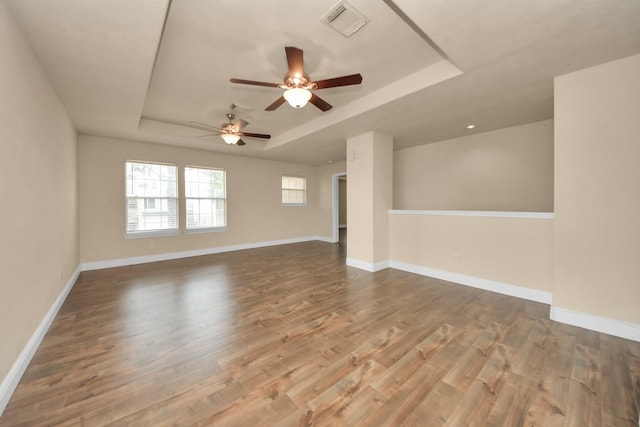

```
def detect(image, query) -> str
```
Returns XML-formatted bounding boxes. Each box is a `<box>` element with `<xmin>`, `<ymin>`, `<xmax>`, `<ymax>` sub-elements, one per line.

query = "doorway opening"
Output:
<box><xmin>332</xmin><ymin>172</ymin><xmax>347</xmax><ymax>245</ymax></box>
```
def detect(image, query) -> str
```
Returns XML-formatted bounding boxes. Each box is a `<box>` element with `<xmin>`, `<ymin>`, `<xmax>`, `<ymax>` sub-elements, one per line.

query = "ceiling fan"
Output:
<box><xmin>230</xmin><ymin>46</ymin><xmax>363</xmax><ymax>112</ymax></box>
<box><xmin>190</xmin><ymin>113</ymin><xmax>270</xmax><ymax>146</ymax></box>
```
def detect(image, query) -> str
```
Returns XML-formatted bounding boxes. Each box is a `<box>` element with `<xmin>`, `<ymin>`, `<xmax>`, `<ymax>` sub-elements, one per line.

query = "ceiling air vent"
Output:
<box><xmin>322</xmin><ymin>1</ymin><xmax>369</xmax><ymax>38</ymax></box>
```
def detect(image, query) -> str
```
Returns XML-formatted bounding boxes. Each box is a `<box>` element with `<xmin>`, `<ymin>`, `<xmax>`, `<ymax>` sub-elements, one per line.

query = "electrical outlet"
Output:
<box><xmin>453</xmin><ymin>254</ymin><xmax>460</xmax><ymax>263</ymax></box>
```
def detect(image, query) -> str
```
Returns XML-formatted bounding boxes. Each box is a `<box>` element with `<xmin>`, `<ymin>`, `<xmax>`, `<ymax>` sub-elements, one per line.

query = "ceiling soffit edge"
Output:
<box><xmin>265</xmin><ymin>60</ymin><xmax>462</xmax><ymax>149</ymax></box>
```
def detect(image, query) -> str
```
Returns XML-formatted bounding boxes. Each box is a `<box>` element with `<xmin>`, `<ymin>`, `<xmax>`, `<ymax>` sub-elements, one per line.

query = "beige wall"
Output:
<box><xmin>347</xmin><ymin>135</ymin><xmax>375</xmax><ymax>263</ymax></box>
<box><xmin>394</xmin><ymin>120</ymin><xmax>554</xmax><ymax>212</ymax></box>
<box><xmin>0</xmin><ymin>2</ymin><xmax>78</xmax><ymax>381</ymax></box>
<box><xmin>372</xmin><ymin>134</ymin><xmax>393</xmax><ymax>263</ymax></box>
<box><xmin>78</xmin><ymin>135</ymin><xmax>324</xmax><ymax>263</ymax></box>
<box><xmin>389</xmin><ymin>214</ymin><xmax>554</xmax><ymax>293</ymax></box>
<box><xmin>346</xmin><ymin>132</ymin><xmax>393</xmax><ymax>266</ymax></box>
<box><xmin>554</xmin><ymin>53</ymin><xmax>640</xmax><ymax>323</ymax></box>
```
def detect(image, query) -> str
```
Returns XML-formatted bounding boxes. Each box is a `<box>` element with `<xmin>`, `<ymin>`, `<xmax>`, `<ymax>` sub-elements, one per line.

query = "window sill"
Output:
<box><xmin>184</xmin><ymin>227</ymin><xmax>228</xmax><ymax>234</ymax></box>
<box><xmin>125</xmin><ymin>230</ymin><xmax>179</xmax><ymax>239</ymax></box>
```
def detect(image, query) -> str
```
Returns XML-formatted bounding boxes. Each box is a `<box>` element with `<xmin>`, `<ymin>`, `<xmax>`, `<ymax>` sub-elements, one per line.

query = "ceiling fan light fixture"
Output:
<box><xmin>284</xmin><ymin>88</ymin><xmax>312</xmax><ymax>108</ymax></box>
<box><xmin>221</xmin><ymin>133</ymin><xmax>240</xmax><ymax>145</ymax></box>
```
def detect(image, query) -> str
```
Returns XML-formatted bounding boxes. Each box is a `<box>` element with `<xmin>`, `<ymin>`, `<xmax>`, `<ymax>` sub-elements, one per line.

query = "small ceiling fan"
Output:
<box><xmin>190</xmin><ymin>113</ymin><xmax>270</xmax><ymax>146</ymax></box>
<box><xmin>230</xmin><ymin>46</ymin><xmax>363</xmax><ymax>112</ymax></box>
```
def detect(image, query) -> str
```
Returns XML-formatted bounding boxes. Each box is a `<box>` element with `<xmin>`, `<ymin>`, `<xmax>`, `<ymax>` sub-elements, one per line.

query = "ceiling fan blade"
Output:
<box><xmin>229</xmin><ymin>78</ymin><xmax>280</xmax><ymax>88</ymax></box>
<box><xmin>196</xmin><ymin>134</ymin><xmax>218</xmax><ymax>139</ymax></box>
<box><xmin>231</xmin><ymin>119</ymin><xmax>249</xmax><ymax>132</ymax></box>
<box><xmin>313</xmin><ymin>73</ymin><xmax>363</xmax><ymax>89</ymax></box>
<box><xmin>189</xmin><ymin>121</ymin><xmax>222</xmax><ymax>131</ymax></box>
<box><xmin>237</xmin><ymin>139</ymin><xmax>246</xmax><ymax>146</ymax></box>
<box><xmin>285</xmin><ymin>46</ymin><xmax>304</xmax><ymax>77</ymax></box>
<box><xmin>265</xmin><ymin>96</ymin><xmax>286</xmax><ymax>111</ymax></box>
<box><xmin>239</xmin><ymin>132</ymin><xmax>271</xmax><ymax>139</ymax></box>
<box><xmin>309</xmin><ymin>93</ymin><xmax>333</xmax><ymax>111</ymax></box>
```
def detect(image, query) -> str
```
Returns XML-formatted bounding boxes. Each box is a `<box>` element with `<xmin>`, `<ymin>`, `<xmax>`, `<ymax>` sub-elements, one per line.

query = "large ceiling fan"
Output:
<box><xmin>230</xmin><ymin>46</ymin><xmax>363</xmax><ymax>112</ymax></box>
<box><xmin>190</xmin><ymin>114</ymin><xmax>270</xmax><ymax>146</ymax></box>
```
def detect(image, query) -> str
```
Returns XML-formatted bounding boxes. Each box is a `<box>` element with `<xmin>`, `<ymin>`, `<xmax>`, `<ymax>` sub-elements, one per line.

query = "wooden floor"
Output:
<box><xmin>2</xmin><ymin>239</ymin><xmax>639</xmax><ymax>426</ymax></box>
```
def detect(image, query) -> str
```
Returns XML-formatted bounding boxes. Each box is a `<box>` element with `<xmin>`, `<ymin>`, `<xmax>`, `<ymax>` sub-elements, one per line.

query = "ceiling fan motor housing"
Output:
<box><xmin>284</xmin><ymin>73</ymin><xmax>315</xmax><ymax>90</ymax></box>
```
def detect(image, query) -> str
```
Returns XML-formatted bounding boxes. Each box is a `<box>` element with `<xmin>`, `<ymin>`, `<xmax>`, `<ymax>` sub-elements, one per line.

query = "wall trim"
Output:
<box><xmin>389</xmin><ymin>260</ymin><xmax>553</xmax><ymax>304</ymax></box>
<box><xmin>346</xmin><ymin>258</ymin><xmax>390</xmax><ymax>272</ymax></box>
<box><xmin>389</xmin><ymin>209</ymin><xmax>554</xmax><ymax>219</ymax></box>
<box><xmin>81</xmin><ymin>236</ymin><xmax>333</xmax><ymax>271</ymax></box>
<box><xmin>550</xmin><ymin>306</ymin><xmax>640</xmax><ymax>342</ymax></box>
<box><xmin>0</xmin><ymin>265</ymin><xmax>82</xmax><ymax>416</ymax></box>
<box><xmin>314</xmin><ymin>236</ymin><xmax>335</xmax><ymax>243</ymax></box>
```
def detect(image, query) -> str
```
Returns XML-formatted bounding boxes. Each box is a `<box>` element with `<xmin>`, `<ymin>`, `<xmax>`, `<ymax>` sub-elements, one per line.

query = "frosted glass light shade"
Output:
<box><xmin>283</xmin><ymin>88</ymin><xmax>312</xmax><ymax>108</ymax></box>
<box><xmin>221</xmin><ymin>133</ymin><xmax>240</xmax><ymax>145</ymax></box>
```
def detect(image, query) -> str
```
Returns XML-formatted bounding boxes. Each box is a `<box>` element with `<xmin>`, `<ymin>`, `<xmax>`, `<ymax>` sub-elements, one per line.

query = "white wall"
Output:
<box><xmin>0</xmin><ymin>0</ymin><xmax>78</xmax><ymax>395</ymax></box>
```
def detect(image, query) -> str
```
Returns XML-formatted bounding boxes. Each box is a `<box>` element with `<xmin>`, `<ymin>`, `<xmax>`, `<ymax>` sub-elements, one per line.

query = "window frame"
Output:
<box><xmin>184</xmin><ymin>165</ymin><xmax>227</xmax><ymax>233</ymax></box>
<box><xmin>281</xmin><ymin>175</ymin><xmax>307</xmax><ymax>206</ymax></box>
<box><xmin>125</xmin><ymin>160</ymin><xmax>179</xmax><ymax>238</ymax></box>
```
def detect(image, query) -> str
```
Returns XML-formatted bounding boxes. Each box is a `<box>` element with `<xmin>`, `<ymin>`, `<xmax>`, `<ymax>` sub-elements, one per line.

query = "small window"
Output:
<box><xmin>282</xmin><ymin>175</ymin><xmax>306</xmax><ymax>205</ymax></box>
<box><xmin>125</xmin><ymin>161</ymin><xmax>178</xmax><ymax>235</ymax></box>
<box><xmin>185</xmin><ymin>166</ymin><xmax>226</xmax><ymax>230</ymax></box>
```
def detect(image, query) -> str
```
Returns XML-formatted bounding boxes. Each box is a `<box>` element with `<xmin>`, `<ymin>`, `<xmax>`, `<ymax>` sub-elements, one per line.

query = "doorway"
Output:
<box><xmin>332</xmin><ymin>172</ymin><xmax>347</xmax><ymax>245</ymax></box>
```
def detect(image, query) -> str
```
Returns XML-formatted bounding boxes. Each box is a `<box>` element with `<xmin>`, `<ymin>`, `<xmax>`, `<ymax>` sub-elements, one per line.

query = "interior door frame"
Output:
<box><xmin>332</xmin><ymin>172</ymin><xmax>347</xmax><ymax>243</ymax></box>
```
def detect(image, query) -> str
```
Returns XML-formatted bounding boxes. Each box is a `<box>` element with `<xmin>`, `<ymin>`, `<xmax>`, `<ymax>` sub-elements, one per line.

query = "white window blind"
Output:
<box><xmin>185</xmin><ymin>166</ymin><xmax>226</xmax><ymax>230</ymax></box>
<box><xmin>282</xmin><ymin>175</ymin><xmax>306</xmax><ymax>205</ymax></box>
<box><xmin>125</xmin><ymin>161</ymin><xmax>178</xmax><ymax>235</ymax></box>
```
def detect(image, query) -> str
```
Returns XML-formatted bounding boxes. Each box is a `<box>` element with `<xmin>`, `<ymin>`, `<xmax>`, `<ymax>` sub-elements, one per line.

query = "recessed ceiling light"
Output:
<box><xmin>466</xmin><ymin>124</ymin><xmax>476</xmax><ymax>129</ymax></box>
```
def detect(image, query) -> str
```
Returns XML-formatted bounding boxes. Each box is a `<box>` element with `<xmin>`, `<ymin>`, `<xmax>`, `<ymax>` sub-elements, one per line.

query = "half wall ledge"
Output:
<box><xmin>389</xmin><ymin>210</ymin><xmax>554</xmax><ymax>219</ymax></box>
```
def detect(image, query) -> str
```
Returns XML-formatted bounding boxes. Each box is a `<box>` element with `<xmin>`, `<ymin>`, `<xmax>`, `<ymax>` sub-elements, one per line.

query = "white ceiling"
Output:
<box><xmin>5</xmin><ymin>0</ymin><xmax>640</xmax><ymax>165</ymax></box>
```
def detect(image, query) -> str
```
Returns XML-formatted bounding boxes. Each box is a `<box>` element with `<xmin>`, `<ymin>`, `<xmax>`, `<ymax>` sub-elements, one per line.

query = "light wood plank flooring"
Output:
<box><xmin>1</xmin><ymin>240</ymin><xmax>639</xmax><ymax>426</ymax></box>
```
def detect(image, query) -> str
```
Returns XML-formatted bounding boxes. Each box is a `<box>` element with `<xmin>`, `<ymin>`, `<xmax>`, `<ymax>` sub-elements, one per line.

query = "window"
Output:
<box><xmin>185</xmin><ymin>166</ymin><xmax>226</xmax><ymax>230</ymax></box>
<box><xmin>125</xmin><ymin>161</ymin><xmax>178</xmax><ymax>235</ymax></box>
<box><xmin>144</xmin><ymin>198</ymin><xmax>156</xmax><ymax>209</ymax></box>
<box><xmin>282</xmin><ymin>175</ymin><xmax>306</xmax><ymax>205</ymax></box>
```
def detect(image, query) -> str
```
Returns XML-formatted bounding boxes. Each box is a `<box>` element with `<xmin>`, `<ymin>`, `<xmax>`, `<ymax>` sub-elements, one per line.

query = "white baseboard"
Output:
<box><xmin>390</xmin><ymin>260</ymin><xmax>639</xmax><ymax>343</ymax></box>
<box><xmin>550</xmin><ymin>306</ymin><xmax>640</xmax><ymax>342</ymax></box>
<box><xmin>82</xmin><ymin>236</ymin><xmax>332</xmax><ymax>271</ymax></box>
<box><xmin>346</xmin><ymin>258</ymin><xmax>389</xmax><ymax>272</ymax></box>
<box><xmin>389</xmin><ymin>260</ymin><xmax>553</xmax><ymax>304</ymax></box>
<box><xmin>0</xmin><ymin>265</ymin><xmax>81</xmax><ymax>416</ymax></box>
